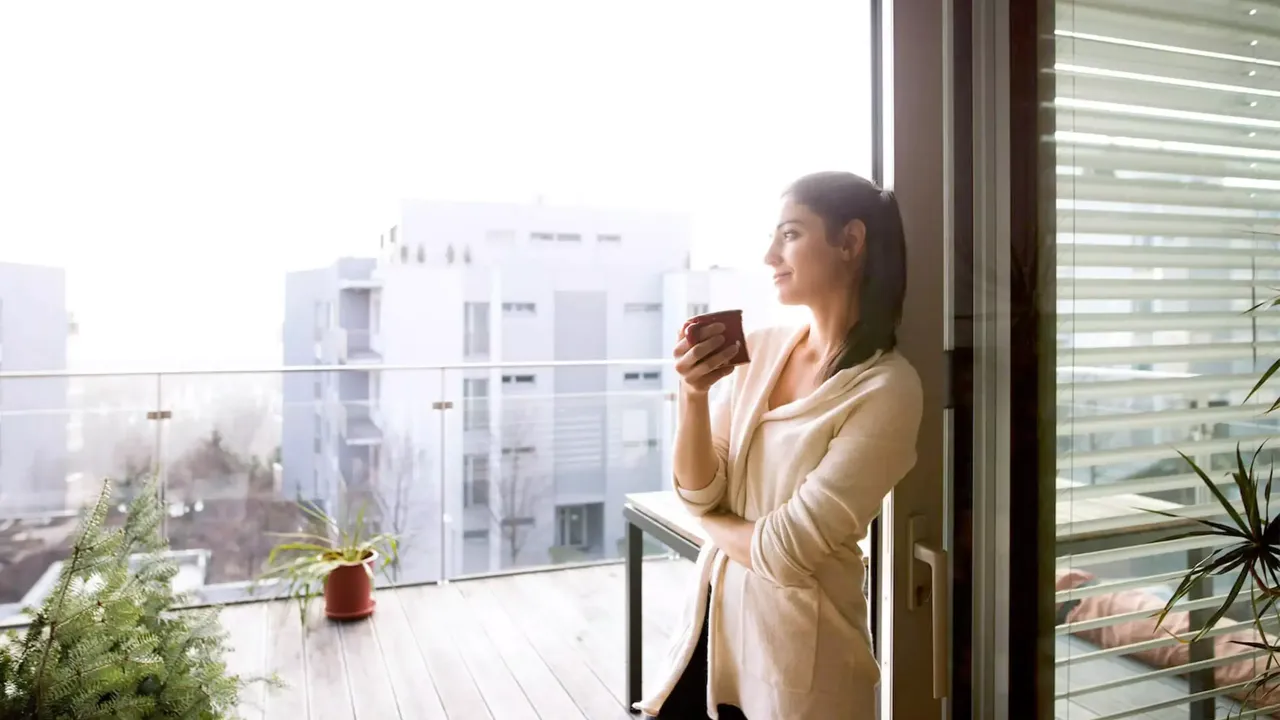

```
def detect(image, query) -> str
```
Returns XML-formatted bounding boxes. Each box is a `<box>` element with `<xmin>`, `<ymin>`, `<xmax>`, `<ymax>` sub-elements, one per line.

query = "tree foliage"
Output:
<box><xmin>0</xmin><ymin>478</ymin><xmax>265</xmax><ymax>719</ymax></box>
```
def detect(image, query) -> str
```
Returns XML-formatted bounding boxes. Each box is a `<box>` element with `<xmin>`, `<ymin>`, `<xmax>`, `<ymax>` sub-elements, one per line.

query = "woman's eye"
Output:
<box><xmin>782</xmin><ymin>230</ymin><xmax>799</xmax><ymax>241</ymax></box>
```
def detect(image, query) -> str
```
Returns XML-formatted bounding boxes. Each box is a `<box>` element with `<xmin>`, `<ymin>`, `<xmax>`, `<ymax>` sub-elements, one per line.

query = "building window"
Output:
<box><xmin>501</xmin><ymin>374</ymin><xmax>536</xmax><ymax>385</ymax></box>
<box><xmin>463</xmin><ymin>378</ymin><xmax>489</xmax><ymax>431</ymax></box>
<box><xmin>622</xmin><ymin>437</ymin><xmax>660</xmax><ymax>451</ymax></box>
<box><xmin>688</xmin><ymin>303</ymin><xmax>709</xmax><ymax>317</ymax></box>
<box><xmin>556</xmin><ymin>503</ymin><xmax>600</xmax><ymax>548</ymax></box>
<box><xmin>623</xmin><ymin>371</ymin><xmax>662</xmax><ymax>381</ymax></box>
<box><xmin>531</xmin><ymin>232</ymin><xmax>554</xmax><ymax>242</ymax></box>
<box><xmin>502</xmin><ymin>302</ymin><xmax>537</xmax><ymax>315</ymax></box>
<box><xmin>598</xmin><ymin>234</ymin><xmax>622</xmax><ymax>243</ymax></box>
<box><xmin>555</xmin><ymin>233</ymin><xmax>581</xmax><ymax>242</ymax></box>
<box><xmin>624</xmin><ymin>302</ymin><xmax>662</xmax><ymax>313</ymax></box>
<box><xmin>502</xmin><ymin>446</ymin><xmax>536</xmax><ymax>456</ymax></box>
<box><xmin>464</xmin><ymin>454</ymin><xmax>490</xmax><ymax>507</ymax></box>
<box><xmin>464</xmin><ymin>302</ymin><xmax>490</xmax><ymax>355</ymax></box>
<box><xmin>620</xmin><ymin>408</ymin><xmax>656</xmax><ymax>460</ymax></box>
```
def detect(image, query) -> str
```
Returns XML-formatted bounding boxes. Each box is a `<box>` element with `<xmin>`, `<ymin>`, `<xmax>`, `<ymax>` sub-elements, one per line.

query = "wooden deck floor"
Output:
<box><xmin>220</xmin><ymin>559</ymin><xmax>695</xmax><ymax>720</ymax></box>
<box><xmin>220</xmin><ymin>557</ymin><xmax>1244</xmax><ymax>720</ymax></box>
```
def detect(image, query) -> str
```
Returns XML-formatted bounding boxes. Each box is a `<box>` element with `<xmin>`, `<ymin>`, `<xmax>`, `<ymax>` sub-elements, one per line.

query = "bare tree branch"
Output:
<box><xmin>375</xmin><ymin>433</ymin><xmax>426</xmax><ymax>580</ymax></box>
<box><xmin>491</xmin><ymin>406</ymin><xmax>549</xmax><ymax>566</ymax></box>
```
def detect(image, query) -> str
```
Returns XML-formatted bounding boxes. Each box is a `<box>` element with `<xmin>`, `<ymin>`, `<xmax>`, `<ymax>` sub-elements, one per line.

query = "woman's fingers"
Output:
<box><xmin>691</xmin><ymin>334</ymin><xmax>727</xmax><ymax>361</ymax></box>
<box><xmin>706</xmin><ymin>342</ymin><xmax>740</xmax><ymax>369</ymax></box>
<box><xmin>673</xmin><ymin>322</ymin><xmax>735</xmax><ymax>391</ymax></box>
<box><xmin>675</xmin><ymin>322</ymin><xmax>725</xmax><ymax>347</ymax></box>
<box><xmin>687</xmin><ymin>322</ymin><xmax>725</xmax><ymax>343</ymax></box>
<box><xmin>684</xmin><ymin>355</ymin><xmax>737</xmax><ymax>392</ymax></box>
<box><xmin>680</xmin><ymin>340</ymin><xmax>740</xmax><ymax>380</ymax></box>
<box><xmin>674</xmin><ymin>322</ymin><xmax>727</xmax><ymax>358</ymax></box>
<box><xmin>673</xmin><ymin>336</ymin><xmax>691</xmax><ymax>358</ymax></box>
<box><xmin>674</xmin><ymin>335</ymin><xmax>726</xmax><ymax>374</ymax></box>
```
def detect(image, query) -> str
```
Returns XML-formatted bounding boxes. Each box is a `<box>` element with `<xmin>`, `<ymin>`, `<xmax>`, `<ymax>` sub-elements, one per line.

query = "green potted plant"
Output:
<box><xmin>1150</xmin><ymin>275</ymin><xmax>1280</xmax><ymax>710</ymax></box>
<box><xmin>257</xmin><ymin>501</ymin><xmax>399</xmax><ymax>624</ymax></box>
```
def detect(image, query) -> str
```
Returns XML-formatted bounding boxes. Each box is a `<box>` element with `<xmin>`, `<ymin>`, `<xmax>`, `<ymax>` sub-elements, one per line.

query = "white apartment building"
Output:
<box><xmin>0</xmin><ymin>262</ymin><xmax>69</xmax><ymax>515</ymax></box>
<box><xmin>284</xmin><ymin>201</ymin><xmax>768</xmax><ymax>582</ymax></box>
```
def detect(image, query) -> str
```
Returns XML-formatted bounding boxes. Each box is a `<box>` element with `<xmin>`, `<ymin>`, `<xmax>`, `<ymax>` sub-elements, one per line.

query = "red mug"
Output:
<box><xmin>681</xmin><ymin>309</ymin><xmax>750</xmax><ymax>367</ymax></box>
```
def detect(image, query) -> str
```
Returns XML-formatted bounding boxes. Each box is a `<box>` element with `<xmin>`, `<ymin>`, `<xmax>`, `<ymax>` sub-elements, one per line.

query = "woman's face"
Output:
<box><xmin>765</xmin><ymin>195</ymin><xmax>861</xmax><ymax>307</ymax></box>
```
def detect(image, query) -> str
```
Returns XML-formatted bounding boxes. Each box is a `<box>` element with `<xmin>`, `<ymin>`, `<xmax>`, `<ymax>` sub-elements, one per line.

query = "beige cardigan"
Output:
<box><xmin>636</xmin><ymin>325</ymin><xmax>923</xmax><ymax>720</ymax></box>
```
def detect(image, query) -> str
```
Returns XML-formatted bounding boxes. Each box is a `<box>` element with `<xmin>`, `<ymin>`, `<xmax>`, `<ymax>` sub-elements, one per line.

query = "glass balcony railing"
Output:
<box><xmin>0</xmin><ymin>360</ymin><xmax>676</xmax><ymax>621</ymax></box>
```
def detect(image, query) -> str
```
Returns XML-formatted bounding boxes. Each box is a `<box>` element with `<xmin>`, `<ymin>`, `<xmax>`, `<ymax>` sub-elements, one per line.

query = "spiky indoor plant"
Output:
<box><xmin>255</xmin><ymin>501</ymin><xmax>398</xmax><ymax>625</ymax></box>
<box><xmin>0</xmin><ymin>478</ymin><xmax>264</xmax><ymax>719</ymax></box>
<box><xmin>1150</xmin><ymin>282</ymin><xmax>1280</xmax><ymax>711</ymax></box>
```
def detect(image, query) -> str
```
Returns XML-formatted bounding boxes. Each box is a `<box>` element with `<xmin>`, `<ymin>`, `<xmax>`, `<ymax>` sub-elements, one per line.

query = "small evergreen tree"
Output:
<box><xmin>0</xmin><ymin>478</ymin><xmax>260</xmax><ymax>719</ymax></box>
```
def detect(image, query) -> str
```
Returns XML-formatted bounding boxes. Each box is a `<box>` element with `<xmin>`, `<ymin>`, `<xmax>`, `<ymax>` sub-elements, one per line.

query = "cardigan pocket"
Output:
<box><xmin>741</xmin><ymin>575</ymin><xmax>820</xmax><ymax>693</ymax></box>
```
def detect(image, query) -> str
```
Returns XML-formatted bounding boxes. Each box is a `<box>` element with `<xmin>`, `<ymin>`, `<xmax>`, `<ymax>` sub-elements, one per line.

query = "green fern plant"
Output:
<box><xmin>0</xmin><ymin>477</ymin><xmax>271</xmax><ymax>719</ymax></box>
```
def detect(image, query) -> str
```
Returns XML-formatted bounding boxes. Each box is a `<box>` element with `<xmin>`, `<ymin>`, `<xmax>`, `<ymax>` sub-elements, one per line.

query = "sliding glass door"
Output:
<box><xmin>1053</xmin><ymin>1</ymin><xmax>1280</xmax><ymax>718</ymax></box>
<box><xmin>972</xmin><ymin>0</ymin><xmax>1280</xmax><ymax>717</ymax></box>
<box><xmin>874</xmin><ymin>0</ymin><xmax>967</xmax><ymax>717</ymax></box>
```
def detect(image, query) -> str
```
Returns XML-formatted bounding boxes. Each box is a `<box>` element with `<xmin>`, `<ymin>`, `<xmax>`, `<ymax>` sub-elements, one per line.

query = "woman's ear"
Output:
<box><xmin>841</xmin><ymin>219</ymin><xmax>867</xmax><ymax>261</ymax></box>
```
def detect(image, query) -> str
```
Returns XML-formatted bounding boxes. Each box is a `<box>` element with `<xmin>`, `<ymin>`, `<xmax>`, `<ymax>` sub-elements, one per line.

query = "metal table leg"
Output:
<box><xmin>626</xmin><ymin>519</ymin><xmax>643</xmax><ymax>713</ymax></box>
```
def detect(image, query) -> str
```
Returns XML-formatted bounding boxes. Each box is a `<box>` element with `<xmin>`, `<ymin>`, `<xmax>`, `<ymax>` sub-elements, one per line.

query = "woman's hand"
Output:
<box><xmin>673</xmin><ymin>322</ymin><xmax>741</xmax><ymax>395</ymax></box>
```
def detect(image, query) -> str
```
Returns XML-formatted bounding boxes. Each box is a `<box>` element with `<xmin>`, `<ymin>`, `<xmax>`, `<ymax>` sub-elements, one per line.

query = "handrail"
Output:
<box><xmin>0</xmin><ymin>361</ymin><xmax>1200</xmax><ymax>382</ymax></box>
<box><xmin>0</xmin><ymin>357</ymin><xmax>676</xmax><ymax>380</ymax></box>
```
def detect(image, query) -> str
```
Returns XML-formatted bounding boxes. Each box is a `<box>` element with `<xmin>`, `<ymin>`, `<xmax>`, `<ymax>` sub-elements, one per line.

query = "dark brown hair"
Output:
<box><xmin>784</xmin><ymin>171</ymin><xmax>907</xmax><ymax>378</ymax></box>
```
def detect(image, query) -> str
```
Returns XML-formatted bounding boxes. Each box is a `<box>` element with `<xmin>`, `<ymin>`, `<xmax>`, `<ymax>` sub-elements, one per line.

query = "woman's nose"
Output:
<box><xmin>763</xmin><ymin>240</ymin><xmax>781</xmax><ymax>266</ymax></box>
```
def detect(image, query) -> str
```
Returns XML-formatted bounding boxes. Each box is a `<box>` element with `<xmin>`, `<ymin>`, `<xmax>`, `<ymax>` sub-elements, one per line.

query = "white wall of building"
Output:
<box><xmin>0</xmin><ymin>263</ymin><xmax>68</xmax><ymax>514</ymax></box>
<box><xmin>286</xmin><ymin>201</ymin><xmax>775</xmax><ymax>579</ymax></box>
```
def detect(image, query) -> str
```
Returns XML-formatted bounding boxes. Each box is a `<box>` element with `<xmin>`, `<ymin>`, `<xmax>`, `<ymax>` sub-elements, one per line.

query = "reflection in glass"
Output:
<box><xmin>1053</xmin><ymin>2</ymin><xmax>1280</xmax><ymax>716</ymax></box>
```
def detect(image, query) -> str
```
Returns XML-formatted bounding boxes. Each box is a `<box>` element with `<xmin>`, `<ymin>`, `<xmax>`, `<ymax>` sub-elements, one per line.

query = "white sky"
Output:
<box><xmin>0</xmin><ymin>0</ymin><xmax>871</xmax><ymax>369</ymax></box>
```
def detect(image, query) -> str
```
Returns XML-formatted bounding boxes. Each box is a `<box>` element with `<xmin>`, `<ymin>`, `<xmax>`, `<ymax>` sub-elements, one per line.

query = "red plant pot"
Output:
<box><xmin>323</xmin><ymin>550</ymin><xmax>378</xmax><ymax>621</ymax></box>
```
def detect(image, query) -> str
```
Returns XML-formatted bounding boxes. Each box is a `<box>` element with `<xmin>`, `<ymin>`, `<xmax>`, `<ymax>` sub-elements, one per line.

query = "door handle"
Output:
<box><xmin>908</xmin><ymin>515</ymin><xmax>949</xmax><ymax>700</ymax></box>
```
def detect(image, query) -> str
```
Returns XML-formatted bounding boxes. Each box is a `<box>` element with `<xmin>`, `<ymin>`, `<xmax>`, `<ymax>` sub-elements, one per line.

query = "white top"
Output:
<box><xmin>636</xmin><ymin>325</ymin><xmax>923</xmax><ymax>720</ymax></box>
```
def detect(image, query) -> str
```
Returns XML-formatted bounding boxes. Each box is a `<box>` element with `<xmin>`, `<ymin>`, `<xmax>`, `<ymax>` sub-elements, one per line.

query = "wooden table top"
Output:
<box><xmin>1055</xmin><ymin>477</ymin><xmax>1191</xmax><ymax>543</ymax></box>
<box><xmin>626</xmin><ymin>490</ymin><xmax>872</xmax><ymax>559</ymax></box>
<box><xmin>629</xmin><ymin>477</ymin><xmax>1197</xmax><ymax>555</ymax></box>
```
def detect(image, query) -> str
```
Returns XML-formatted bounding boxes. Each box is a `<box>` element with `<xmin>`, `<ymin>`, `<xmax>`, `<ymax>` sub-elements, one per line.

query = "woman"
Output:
<box><xmin>637</xmin><ymin>171</ymin><xmax>923</xmax><ymax>719</ymax></box>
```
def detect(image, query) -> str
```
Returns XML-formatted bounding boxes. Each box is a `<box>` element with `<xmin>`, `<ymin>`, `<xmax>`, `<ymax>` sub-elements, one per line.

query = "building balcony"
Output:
<box><xmin>340</xmin><ymin>328</ymin><xmax>382</xmax><ymax>365</ymax></box>
<box><xmin>0</xmin><ymin>357</ymin><xmax>1256</xmax><ymax>718</ymax></box>
<box><xmin>343</xmin><ymin>401</ymin><xmax>382</xmax><ymax>446</ymax></box>
<box><xmin>337</xmin><ymin>276</ymin><xmax>383</xmax><ymax>291</ymax></box>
